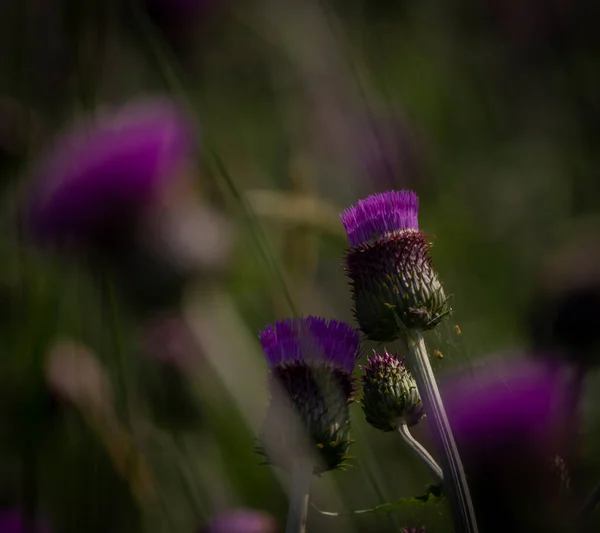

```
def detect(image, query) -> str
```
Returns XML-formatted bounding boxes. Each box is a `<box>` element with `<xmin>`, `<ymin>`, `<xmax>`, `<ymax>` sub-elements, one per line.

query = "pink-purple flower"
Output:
<box><xmin>341</xmin><ymin>190</ymin><xmax>449</xmax><ymax>339</ymax></box>
<box><xmin>441</xmin><ymin>354</ymin><xmax>576</xmax><ymax>532</ymax></box>
<box><xmin>258</xmin><ymin>317</ymin><xmax>361</xmax><ymax>473</ymax></box>
<box><xmin>26</xmin><ymin>97</ymin><xmax>194</xmax><ymax>252</ymax></box>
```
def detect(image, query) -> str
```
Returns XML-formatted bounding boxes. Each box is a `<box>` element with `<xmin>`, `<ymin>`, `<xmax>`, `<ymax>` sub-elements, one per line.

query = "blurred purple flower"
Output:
<box><xmin>340</xmin><ymin>189</ymin><xmax>419</xmax><ymax>247</ymax></box>
<box><xmin>259</xmin><ymin>316</ymin><xmax>361</xmax><ymax>374</ymax></box>
<box><xmin>0</xmin><ymin>509</ymin><xmax>50</xmax><ymax>533</ymax></box>
<box><xmin>26</xmin><ymin>97</ymin><xmax>194</xmax><ymax>252</ymax></box>
<box><xmin>202</xmin><ymin>509</ymin><xmax>277</xmax><ymax>533</ymax></box>
<box><xmin>441</xmin><ymin>354</ymin><xmax>576</xmax><ymax>532</ymax></box>
<box><xmin>442</xmin><ymin>355</ymin><xmax>569</xmax><ymax>453</ymax></box>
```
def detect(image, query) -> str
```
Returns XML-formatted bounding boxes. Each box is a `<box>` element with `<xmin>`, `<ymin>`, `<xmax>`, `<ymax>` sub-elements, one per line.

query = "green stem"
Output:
<box><xmin>404</xmin><ymin>329</ymin><xmax>478</xmax><ymax>533</ymax></box>
<box><xmin>285</xmin><ymin>458</ymin><xmax>312</xmax><ymax>533</ymax></box>
<box><xmin>396</xmin><ymin>422</ymin><xmax>443</xmax><ymax>483</ymax></box>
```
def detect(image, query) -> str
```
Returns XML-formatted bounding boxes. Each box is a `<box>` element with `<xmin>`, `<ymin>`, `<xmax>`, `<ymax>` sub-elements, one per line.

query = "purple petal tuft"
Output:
<box><xmin>340</xmin><ymin>189</ymin><xmax>419</xmax><ymax>247</ymax></box>
<box><xmin>258</xmin><ymin>316</ymin><xmax>361</xmax><ymax>373</ymax></box>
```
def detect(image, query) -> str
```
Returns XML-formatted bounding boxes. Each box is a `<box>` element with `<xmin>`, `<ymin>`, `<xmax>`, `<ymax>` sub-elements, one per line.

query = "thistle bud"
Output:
<box><xmin>258</xmin><ymin>317</ymin><xmax>361</xmax><ymax>474</ymax></box>
<box><xmin>361</xmin><ymin>350</ymin><xmax>424</xmax><ymax>432</ymax></box>
<box><xmin>341</xmin><ymin>190</ymin><xmax>450</xmax><ymax>342</ymax></box>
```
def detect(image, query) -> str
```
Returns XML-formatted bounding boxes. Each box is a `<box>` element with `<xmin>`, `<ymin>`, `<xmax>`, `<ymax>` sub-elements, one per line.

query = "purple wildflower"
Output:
<box><xmin>0</xmin><ymin>509</ymin><xmax>51</xmax><ymax>533</ymax></box>
<box><xmin>341</xmin><ymin>190</ymin><xmax>449</xmax><ymax>340</ymax></box>
<box><xmin>258</xmin><ymin>316</ymin><xmax>361</xmax><ymax>374</ymax></box>
<box><xmin>202</xmin><ymin>509</ymin><xmax>277</xmax><ymax>533</ymax></box>
<box><xmin>440</xmin><ymin>353</ymin><xmax>576</xmax><ymax>532</ymax></box>
<box><xmin>258</xmin><ymin>317</ymin><xmax>361</xmax><ymax>473</ymax></box>
<box><xmin>340</xmin><ymin>189</ymin><xmax>418</xmax><ymax>247</ymax></box>
<box><xmin>26</xmin><ymin>97</ymin><xmax>194</xmax><ymax>251</ymax></box>
<box><xmin>442</xmin><ymin>354</ymin><xmax>569</xmax><ymax>452</ymax></box>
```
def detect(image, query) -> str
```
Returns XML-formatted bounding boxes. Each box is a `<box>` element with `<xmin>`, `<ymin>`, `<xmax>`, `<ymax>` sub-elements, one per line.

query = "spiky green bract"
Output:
<box><xmin>259</xmin><ymin>360</ymin><xmax>355</xmax><ymax>475</ymax></box>
<box><xmin>361</xmin><ymin>351</ymin><xmax>424</xmax><ymax>432</ymax></box>
<box><xmin>345</xmin><ymin>229</ymin><xmax>450</xmax><ymax>342</ymax></box>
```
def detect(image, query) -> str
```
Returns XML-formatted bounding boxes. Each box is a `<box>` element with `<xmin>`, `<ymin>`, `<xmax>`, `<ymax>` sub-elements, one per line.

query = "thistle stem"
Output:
<box><xmin>396</xmin><ymin>422</ymin><xmax>443</xmax><ymax>483</ymax></box>
<box><xmin>285</xmin><ymin>457</ymin><xmax>312</xmax><ymax>533</ymax></box>
<box><xmin>404</xmin><ymin>329</ymin><xmax>478</xmax><ymax>533</ymax></box>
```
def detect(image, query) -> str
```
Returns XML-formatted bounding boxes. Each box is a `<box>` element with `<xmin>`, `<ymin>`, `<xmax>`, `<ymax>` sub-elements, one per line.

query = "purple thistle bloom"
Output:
<box><xmin>258</xmin><ymin>316</ymin><xmax>361</xmax><ymax>374</ymax></box>
<box><xmin>340</xmin><ymin>189</ymin><xmax>419</xmax><ymax>247</ymax></box>
<box><xmin>440</xmin><ymin>354</ymin><xmax>576</xmax><ymax>532</ymax></box>
<box><xmin>26</xmin><ymin>97</ymin><xmax>194</xmax><ymax>251</ymax></box>
<box><xmin>202</xmin><ymin>509</ymin><xmax>277</xmax><ymax>533</ymax></box>
<box><xmin>341</xmin><ymin>189</ymin><xmax>449</xmax><ymax>339</ymax></box>
<box><xmin>258</xmin><ymin>317</ymin><xmax>360</xmax><ymax>473</ymax></box>
<box><xmin>0</xmin><ymin>509</ymin><xmax>50</xmax><ymax>533</ymax></box>
<box><xmin>441</xmin><ymin>355</ymin><xmax>569</xmax><ymax>451</ymax></box>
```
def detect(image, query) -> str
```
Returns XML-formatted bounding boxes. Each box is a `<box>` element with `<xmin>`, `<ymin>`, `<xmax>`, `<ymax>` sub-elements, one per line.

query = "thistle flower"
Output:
<box><xmin>0</xmin><ymin>509</ymin><xmax>51</xmax><ymax>533</ymax></box>
<box><xmin>258</xmin><ymin>317</ymin><xmax>361</xmax><ymax>474</ymax></box>
<box><xmin>361</xmin><ymin>350</ymin><xmax>424</xmax><ymax>432</ymax></box>
<box><xmin>202</xmin><ymin>509</ymin><xmax>277</xmax><ymax>533</ymax></box>
<box><xmin>26</xmin><ymin>97</ymin><xmax>194</xmax><ymax>254</ymax></box>
<box><xmin>441</xmin><ymin>354</ymin><xmax>576</xmax><ymax>533</ymax></box>
<box><xmin>341</xmin><ymin>190</ymin><xmax>450</xmax><ymax>341</ymax></box>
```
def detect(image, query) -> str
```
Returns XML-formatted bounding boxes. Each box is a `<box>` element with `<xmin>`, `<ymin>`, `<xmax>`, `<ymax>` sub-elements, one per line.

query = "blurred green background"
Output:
<box><xmin>1</xmin><ymin>1</ymin><xmax>600</xmax><ymax>532</ymax></box>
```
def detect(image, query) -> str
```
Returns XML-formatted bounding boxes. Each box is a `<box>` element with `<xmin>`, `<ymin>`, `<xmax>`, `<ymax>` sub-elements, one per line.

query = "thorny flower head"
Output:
<box><xmin>258</xmin><ymin>317</ymin><xmax>361</xmax><ymax>473</ymax></box>
<box><xmin>341</xmin><ymin>190</ymin><xmax>450</xmax><ymax>341</ymax></box>
<box><xmin>361</xmin><ymin>350</ymin><xmax>424</xmax><ymax>432</ymax></box>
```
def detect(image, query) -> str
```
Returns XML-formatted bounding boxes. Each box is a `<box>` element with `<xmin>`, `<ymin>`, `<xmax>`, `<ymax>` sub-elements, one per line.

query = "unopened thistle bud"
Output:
<box><xmin>361</xmin><ymin>350</ymin><xmax>424</xmax><ymax>432</ymax></box>
<box><xmin>341</xmin><ymin>190</ymin><xmax>451</xmax><ymax>342</ymax></box>
<box><xmin>258</xmin><ymin>317</ymin><xmax>361</xmax><ymax>474</ymax></box>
